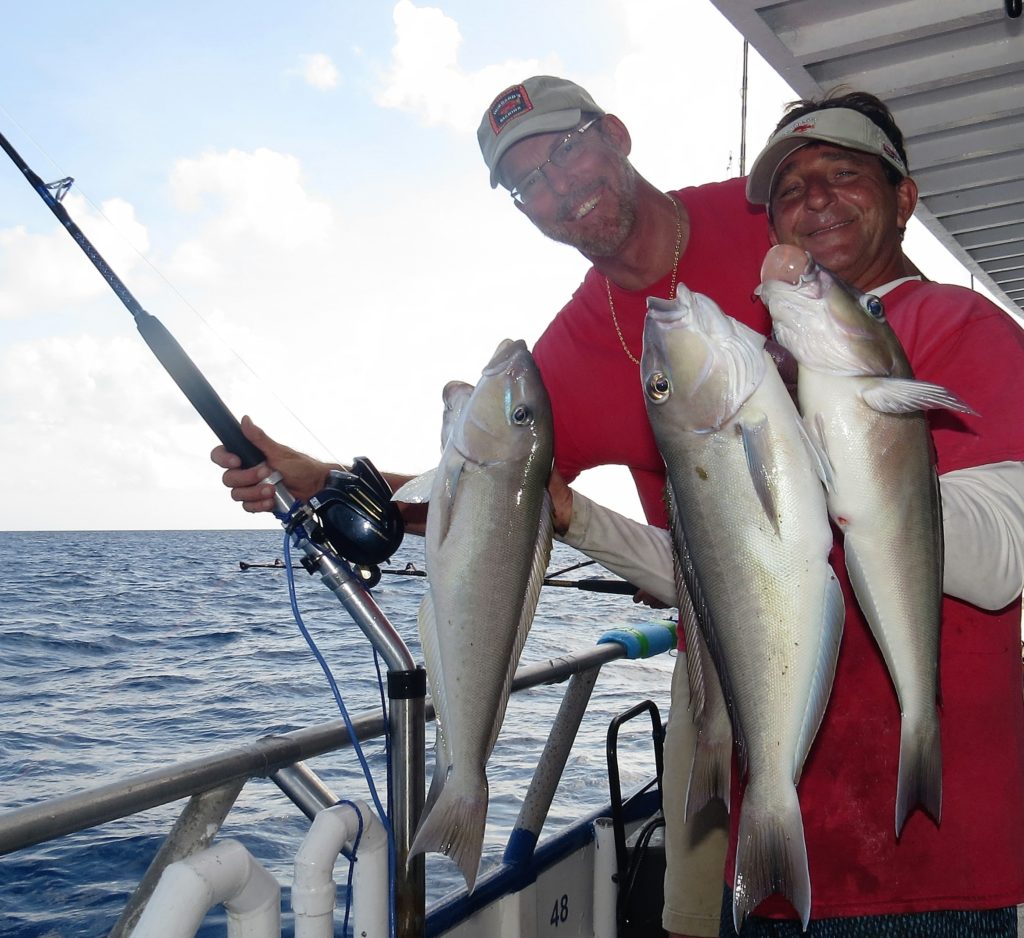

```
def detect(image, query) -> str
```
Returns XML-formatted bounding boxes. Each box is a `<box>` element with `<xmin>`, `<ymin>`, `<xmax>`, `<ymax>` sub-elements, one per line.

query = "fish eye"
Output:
<box><xmin>646</xmin><ymin>372</ymin><xmax>671</xmax><ymax>402</ymax></box>
<box><xmin>859</xmin><ymin>293</ymin><xmax>885</xmax><ymax>320</ymax></box>
<box><xmin>510</xmin><ymin>404</ymin><xmax>533</xmax><ymax>425</ymax></box>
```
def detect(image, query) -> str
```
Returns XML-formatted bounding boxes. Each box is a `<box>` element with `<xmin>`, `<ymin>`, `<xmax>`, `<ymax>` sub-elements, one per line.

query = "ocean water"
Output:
<box><xmin>0</xmin><ymin>529</ymin><xmax>674</xmax><ymax>936</ymax></box>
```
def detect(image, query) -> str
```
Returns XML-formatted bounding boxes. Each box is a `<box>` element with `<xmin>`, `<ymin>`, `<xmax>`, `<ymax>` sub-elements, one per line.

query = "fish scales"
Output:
<box><xmin>642</xmin><ymin>287</ymin><xmax>843</xmax><ymax>931</ymax></box>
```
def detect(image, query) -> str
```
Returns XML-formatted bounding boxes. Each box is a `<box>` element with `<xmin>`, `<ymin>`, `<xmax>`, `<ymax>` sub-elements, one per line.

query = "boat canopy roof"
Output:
<box><xmin>711</xmin><ymin>0</ymin><xmax>1024</xmax><ymax>320</ymax></box>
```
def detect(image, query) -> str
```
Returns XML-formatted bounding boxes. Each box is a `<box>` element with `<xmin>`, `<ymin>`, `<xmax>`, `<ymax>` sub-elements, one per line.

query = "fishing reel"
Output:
<box><xmin>297</xmin><ymin>457</ymin><xmax>405</xmax><ymax>588</ymax></box>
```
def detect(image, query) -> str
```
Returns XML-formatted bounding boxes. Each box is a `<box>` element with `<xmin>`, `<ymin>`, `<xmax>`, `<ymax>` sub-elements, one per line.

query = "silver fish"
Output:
<box><xmin>759</xmin><ymin>244</ymin><xmax>974</xmax><ymax>836</ymax></box>
<box><xmin>394</xmin><ymin>339</ymin><xmax>553</xmax><ymax>890</ymax></box>
<box><xmin>642</xmin><ymin>286</ymin><xmax>844</xmax><ymax>931</ymax></box>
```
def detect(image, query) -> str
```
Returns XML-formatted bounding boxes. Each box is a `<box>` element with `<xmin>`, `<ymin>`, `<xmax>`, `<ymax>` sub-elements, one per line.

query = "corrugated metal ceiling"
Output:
<box><xmin>710</xmin><ymin>0</ymin><xmax>1024</xmax><ymax>319</ymax></box>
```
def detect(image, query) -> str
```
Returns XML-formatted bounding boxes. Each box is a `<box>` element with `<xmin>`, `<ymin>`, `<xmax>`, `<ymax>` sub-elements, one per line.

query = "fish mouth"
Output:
<box><xmin>482</xmin><ymin>338</ymin><xmax>528</xmax><ymax>377</ymax></box>
<box><xmin>646</xmin><ymin>285</ymin><xmax>695</xmax><ymax>324</ymax></box>
<box><xmin>759</xmin><ymin>246</ymin><xmax>827</xmax><ymax>302</ymax></box>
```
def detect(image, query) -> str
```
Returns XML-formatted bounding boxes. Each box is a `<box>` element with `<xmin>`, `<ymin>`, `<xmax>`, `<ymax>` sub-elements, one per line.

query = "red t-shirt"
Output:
<box><xmin>532</xmin><ymin>176</ymin><xmax>771</xmax><ymax>527</ymax></box>
<box><xmin>726</xmin><ymin>279</ymin><xmax>1024</xmax><ymax>919</ymax></box>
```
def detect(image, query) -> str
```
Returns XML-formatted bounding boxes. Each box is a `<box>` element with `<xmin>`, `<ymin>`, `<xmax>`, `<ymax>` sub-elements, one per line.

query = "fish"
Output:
<box><xmin>642</xmin><ymin>286</ymin><xmax>844</xmax><ymax>931</ymax></box>
<box><xmin>393</xmin><ymin>339</ymin><xmax>554</xmax><ymax>890</ymax></box>
<box><xmin>758</xmin><ymin>243</ymin><xmax>974</xmax><ymax>836</ymax></box>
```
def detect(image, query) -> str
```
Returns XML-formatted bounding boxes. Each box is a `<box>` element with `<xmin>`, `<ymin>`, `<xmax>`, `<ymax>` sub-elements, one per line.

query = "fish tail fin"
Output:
<box><xmin>684</xmin><ymin>728</ymin><xmax>732</xmax><ymax>821</ymax></box>
<box><xmin>732</xmin><ymin>780</ymin><xmax>810</xmax><ymax>932</ymax></box>
<box><xmin>895</xmin><ymin>709</ymin><xmax>942</xmax><ymax>836</ymax></box>
<box><xmin>408</xmin><ymin>767</ymin><xmax>488</xmax><ymax>892</ymax></box>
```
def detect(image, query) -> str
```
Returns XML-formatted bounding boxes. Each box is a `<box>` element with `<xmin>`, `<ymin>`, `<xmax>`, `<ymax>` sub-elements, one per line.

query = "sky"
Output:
<box><xmin>0</xmin><ymin>0</ymin><xmax>1004</xmax><ymax>531</ymax></box>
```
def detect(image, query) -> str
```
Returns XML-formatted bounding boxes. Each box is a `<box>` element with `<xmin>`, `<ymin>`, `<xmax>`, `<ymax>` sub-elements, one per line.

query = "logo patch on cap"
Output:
<box><xmin>488</xmin><ymin>84</ymin><xmax>534</xmax><ymax>136</ymax></box>
<box><xmin>791</xmin><ymin>121</ymin><xmax>817</xmax><ymax>134</ymax></box>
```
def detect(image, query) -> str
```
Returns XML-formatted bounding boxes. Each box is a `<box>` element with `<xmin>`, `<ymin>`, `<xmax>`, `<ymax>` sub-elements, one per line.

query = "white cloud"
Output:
<box><xmin>299</xmin><ymin>52</ymin><xmax>340</xmax><ymax>90</ymax></box>
<box><xmin>0</xmin><ymin>194</ymin><xmax>150</xmax><ymax>320</ymax></box>
<box><xmin>0</xmin><ymin>0</ymin><xmax>817</xmax><ymax>530</ymax></box>
<box><xmin>169</xmin><ymin>148</ymin><xmax>335</xmax><ymax>252</ymax></box>
<box><xmin>375</xmin><ymin>0</ymin><xmax>558</xmax><ymax>132</ymax></box>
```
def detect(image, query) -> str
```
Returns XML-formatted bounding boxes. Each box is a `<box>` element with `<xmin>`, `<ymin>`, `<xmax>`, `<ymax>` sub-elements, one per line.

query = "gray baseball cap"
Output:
<box><xmin>746</xmin><ymin>107</ymin><xmax>908</xmax><ymax>204</ymax></box>
<box><xmin>478</xmin><ymin>76</ymin><xmax>605</xmax><ymax>188</ymax></box>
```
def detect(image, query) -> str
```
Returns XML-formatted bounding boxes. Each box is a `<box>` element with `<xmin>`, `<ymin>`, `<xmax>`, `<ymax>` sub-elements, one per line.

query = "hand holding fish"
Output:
<box><xmin>547</xmin><ymin>466</ymin><xmax>574</xmax><ymax>536</ymax></box>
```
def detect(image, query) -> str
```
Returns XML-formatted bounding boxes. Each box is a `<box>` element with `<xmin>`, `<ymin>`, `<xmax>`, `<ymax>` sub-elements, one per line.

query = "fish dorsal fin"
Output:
<box><xmin>859</xmin><ymin>377</ymin><xmax>977</xmax><ymax>416</ymax></box>
<box><xmin>738</xmin><ymin>412</ymin><xmax>781</xmax><ymax>537</ymax></box>
<box><xmin>809</xmin><ymin>412</ymin><xmax>837</xmax><ymax>495</ymax></box>
<box><xmin>484</xmin><ymin>491</ymin><xmax>554</xmax><ymax>761</ymax></box>
<box><xmin>391</xmin><ymin>467</ymin><xmax>437</xmax><ymax>504</ymax></box>
<box><xmin>431</xmin><ymin>459</ymin><xmax>466</xmax><ymax>544</ymax></box>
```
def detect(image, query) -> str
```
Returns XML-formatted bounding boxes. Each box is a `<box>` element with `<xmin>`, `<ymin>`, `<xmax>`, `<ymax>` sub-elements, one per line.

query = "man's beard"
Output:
<box><xmin>536</xmin><ymin>167</ymin><xmax>638</xmax><ymax>257</ymax></box>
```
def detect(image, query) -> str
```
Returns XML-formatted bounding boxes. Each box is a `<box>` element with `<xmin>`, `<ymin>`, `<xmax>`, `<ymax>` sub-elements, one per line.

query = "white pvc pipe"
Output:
<box><xmin>291</xmin><ymin>800</ymin><xmax>389</xmax><ymax>938</ymax></box>
<box><xmin>592</xmin><ymin>817</ymin><xmax>618</xmax><ymax>938</ymax></box>
<box><xmin>130</xmin><ymin>838</ymin><xmax>281</xmax><ymax>938</ymax></box>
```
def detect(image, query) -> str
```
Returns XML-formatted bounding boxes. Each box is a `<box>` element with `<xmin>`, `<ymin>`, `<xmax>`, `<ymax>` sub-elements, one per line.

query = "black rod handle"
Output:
<box><xmin>135</xmin><ymin>311</ymin><xmax>265</xmax><ymax>469</ymax></box>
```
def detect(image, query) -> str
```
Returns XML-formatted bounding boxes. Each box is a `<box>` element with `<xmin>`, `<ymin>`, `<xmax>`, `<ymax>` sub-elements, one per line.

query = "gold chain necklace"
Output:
<box><xmin>606</xmin><ymin>193</ymin><xmax>682</xmax><ymax>365</ymax></box>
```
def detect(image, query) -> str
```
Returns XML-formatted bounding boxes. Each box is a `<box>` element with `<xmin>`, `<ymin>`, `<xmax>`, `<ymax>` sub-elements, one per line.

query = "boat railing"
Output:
<box><xmin>0</xmin><ymin>633</ymin><xmax>670</xmax><ymax>937</ymax></box>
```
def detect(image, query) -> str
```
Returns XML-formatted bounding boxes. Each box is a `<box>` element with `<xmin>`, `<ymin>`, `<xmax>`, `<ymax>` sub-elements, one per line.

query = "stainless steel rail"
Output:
<box><xmin>0</xmin><ymin>641</ymin><xmax>628</xmax><ymax>854</ymax></box>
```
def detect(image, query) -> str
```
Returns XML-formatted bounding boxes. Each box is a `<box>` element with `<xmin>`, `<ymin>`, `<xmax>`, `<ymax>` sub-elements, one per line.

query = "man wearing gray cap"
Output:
<box><xmin>213</xmin><ymin>81</ymin><xmax>1024</xmax><ymax>937</ymax></box>
<box><xmin>478</xmin><ymin>74</ymin><xmax>774</xmax><ymax>938</ymax></box>
<box><xmin>541</xmin><ymin>89</ymin><xmax>1024</xmax><ymax>937</ymax></box>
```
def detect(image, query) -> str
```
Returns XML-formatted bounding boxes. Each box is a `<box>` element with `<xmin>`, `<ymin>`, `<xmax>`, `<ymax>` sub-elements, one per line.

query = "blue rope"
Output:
<box><xmin>334</xmin><ymin>798</ymin><xmax>364</xmax><ymax>937</ymax></box>
<box><xmin>282</xmin><ymin>531</ymin><xmax>397</xmax><ymax>938</ymax></box>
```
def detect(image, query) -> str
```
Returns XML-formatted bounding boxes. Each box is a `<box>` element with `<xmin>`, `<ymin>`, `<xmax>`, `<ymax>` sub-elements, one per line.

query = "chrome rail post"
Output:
<box><xmin>272</xmin><ymin>479</ymin><xmax>426</xmax><ymax>936</ymax></box>
<box><xmin>389</xmin><ymin>670</ymin><xmax>427</xmax><ymax>938</ymax></box>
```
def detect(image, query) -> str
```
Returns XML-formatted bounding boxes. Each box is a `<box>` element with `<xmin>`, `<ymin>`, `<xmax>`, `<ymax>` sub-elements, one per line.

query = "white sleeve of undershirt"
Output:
<box><xmin>556</xmin><ymin>490</ymin><xmax>677</xmax><ymax>607</ymax></box>
<box><xmin>556</xmin><ymin>460</ymin><xmax>1024</xmax><ymax>614</ymax></box>
<box><xmin>939</xmin><ymin>461</ymin><xmax>1024</xmax><ymax>610</ymax></box>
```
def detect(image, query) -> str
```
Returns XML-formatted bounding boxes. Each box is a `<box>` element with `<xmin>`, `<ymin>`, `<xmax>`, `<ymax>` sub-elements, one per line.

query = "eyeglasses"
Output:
<box><xmin>510</xmin><ymin>118</ymin><xmax>601</xmax><ymax>205</ymax></box>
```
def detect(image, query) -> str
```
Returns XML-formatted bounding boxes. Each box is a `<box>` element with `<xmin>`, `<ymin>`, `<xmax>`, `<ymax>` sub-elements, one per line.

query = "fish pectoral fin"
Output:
<box><xmin>391</xmin><ymin>467</ymin><xmax>437</xmax><ymax>503</ymax></box>
<box><xmin>739</xmin><ymin>414</ymin><xmax>781</xmax><ymax>536</ymax></box>
<box><xmin>860</xmin><ymin>377</ymin><xmax>978</xmax><ymax>416</ymax></box>
<box><xmin>798</xmin><ymin>414</ymin><xmax>834</xmax><ymax>492</ymax></box>
<box><xmin>433</xmin><ymin>459</ymin><xmax>467</xmax><ymax>542</ymax></box>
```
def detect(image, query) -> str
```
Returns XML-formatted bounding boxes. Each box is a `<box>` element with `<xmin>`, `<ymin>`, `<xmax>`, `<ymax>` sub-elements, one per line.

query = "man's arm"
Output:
<box><xmin>549</xmin><ymin>461</ymin><xmax>1024</xmax><ymax>614</ymax></box>
<box><xmin>549</xmin><ymin>469</ymin><xmax>676</xmax><ymax>607</ymax></box>
<box><xmin>940</xmin><ymin>461</ymin><xmax>1024</xmax><ymax>610</ymax></box>
<box><xmin>210</xmin><ymin>415</ymin><xmax>427</xmax><ymax>533</ymax></box>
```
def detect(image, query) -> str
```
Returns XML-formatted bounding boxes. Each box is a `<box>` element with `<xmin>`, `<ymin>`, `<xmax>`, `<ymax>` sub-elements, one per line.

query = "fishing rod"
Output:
<box><xmin>0</xmin><ymin>127</ymin><xmax>407</xmax><ymax>596</ymax></box>
<box><xmin>238</xmin><ymin>559</ymin><xmax>641</xmax><ymax>594</ymax></box>
<box><xmin>1</xmin><ymin>127</ymin><xmax>427</xmax><ymax>937</ymax></box>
